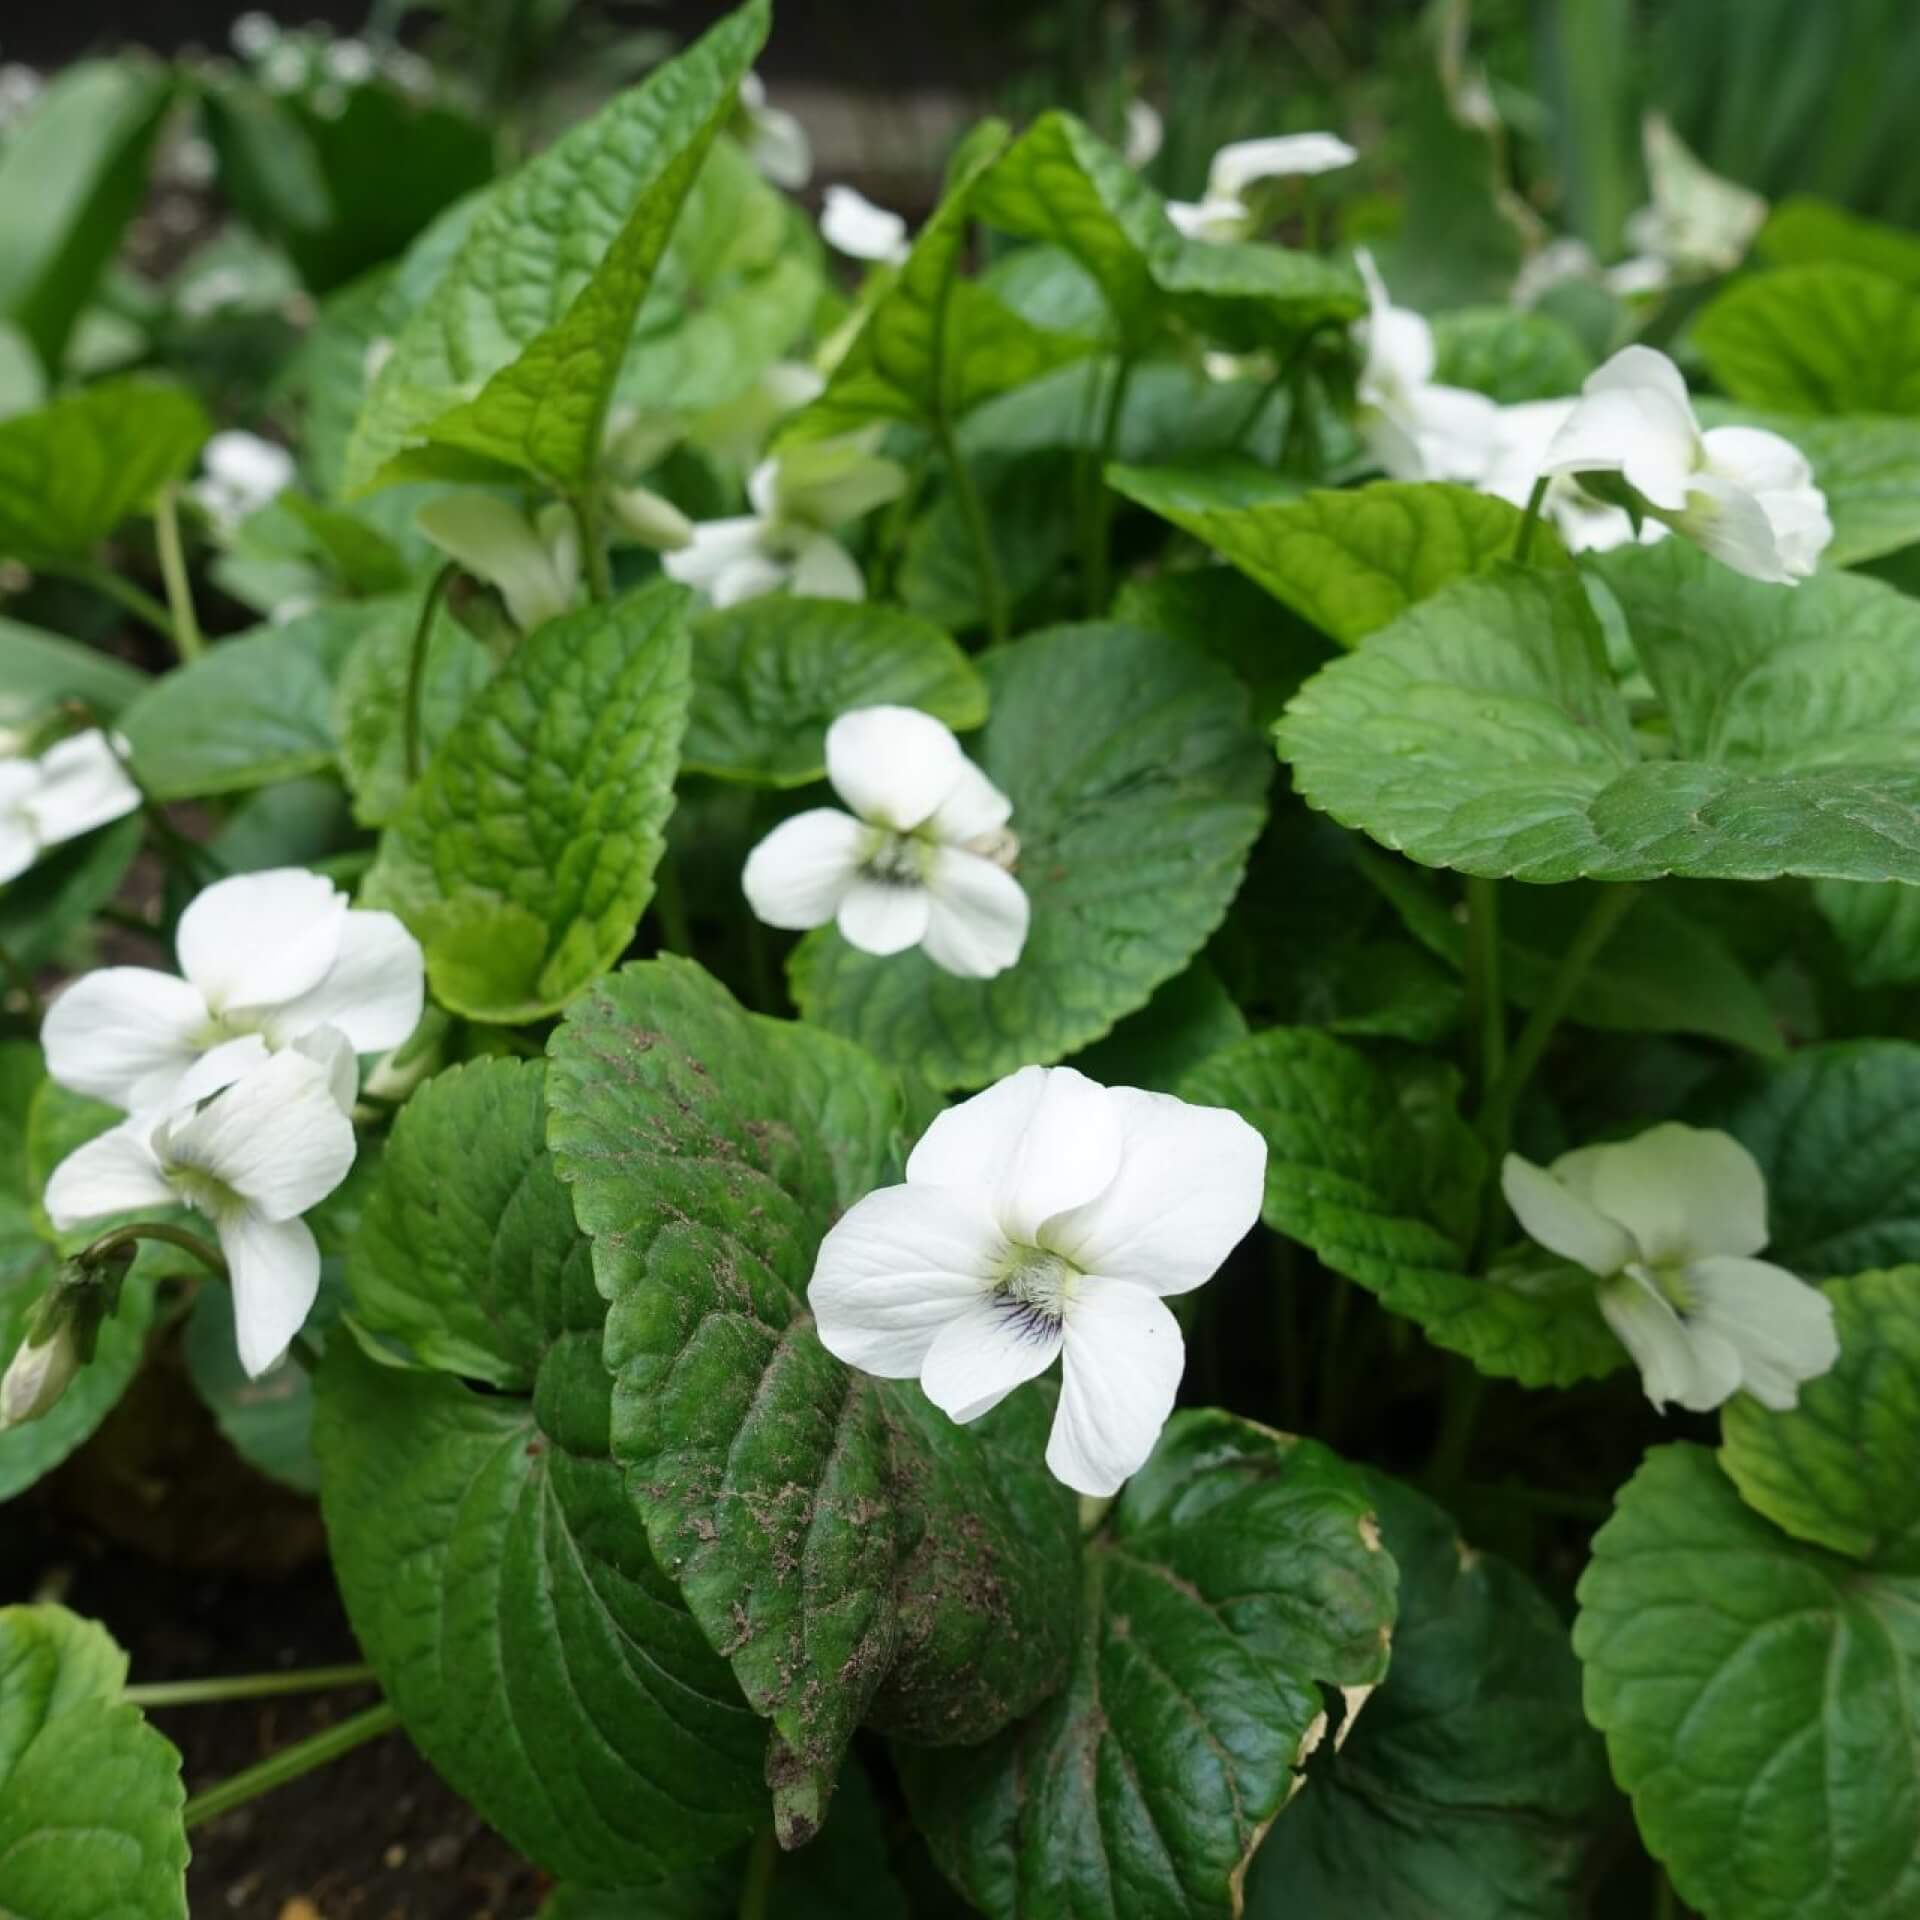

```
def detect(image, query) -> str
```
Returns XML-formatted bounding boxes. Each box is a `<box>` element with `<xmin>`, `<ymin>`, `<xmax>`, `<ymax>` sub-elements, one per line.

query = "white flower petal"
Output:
<box><xmin>158</xmin><ymin>1047</ymin><xmax>356</xmax><ymax>1221</ymax></box>
<box><xmin>1123</xmin><ymin>100</ymin><xmax>1163</xmax><ymax>170</ymax></box>
<box><xmin>1674</xmin><ymin>470</ymin><xmax>1796</xmax><ymax>584</ymax></box>
<box><xmin>1210</xmin><ymin>132</ymin><xmax>1356</xmax><ymax>195</ymax></box>
<box><xmin>290</xmin><ymin>1025</ymin><xmax>359</xmax><ymax>1113</ymax></box>
<box><xmin>1047</xmin><ymin>1280</ymin><xmax>1184</xmax><ymax>1496</ymax></box>
<box><xmin>1596</xmin><ymin>1269</ymin><xmax>1706</xmax><ymax>1411</ymax></box>
<box><xmin>825</xmin><ymin>705</ymin><xmax>966</xmax><ymax>831</ymax></box>
<box><xmin>1700</xmin><ymin>425</ymin><xmax>1812</xmax><ymax>496</ymax></box>
<box><xmin>1685</xmin><ymin>1255</ymin><xmax>1839</xmax><ymax>1410</ymax></box>
<box><xmin>264</xmin><ymin>909</ymin><xmax>424</xmax><ymax>1053</ymax></box>
<box><xmin>1354</xmin><ymin>250</ymin><xmax>1435</xmax><ymax>395</ymax></box>
<box><xmin>218</xmin><ymin>1209</ymin><xmax>322</xmax><ymax>1377</ymax></box>
<box><xmin>809</xmin><ymin>1181</ymin><xmax>1005</xmax><ymax>1376</ymax></box>
<box><xmin>749</xmin><ymin>102</ymin><xmax>812</xmax><ymax>191</ymax></box>
<box><xmin>1166</xmin><ymin>197</ymin><xmax>1248</xmax><ymax>244</ymax></box>
<box><xmin>1502</xmin><ymin>1152</ymin><xmax>1634</xmax><ymax>1275</ymax></box>
<box><xmin>172</xmin><ymin>1033</ymin><xmax>273</xmax><ymax>1109</ymax></box>
<box><xmin>41</xmin><ymin>967</ymin><xmax>212</xmax><ymax>1111</ymax></box>
<box><xmin>0</xmin><ymin>813</ymin><xmax>38</xmax><ymax>884</ymax></box>
<box><xmin>787</xmin><ymin>531</ymin><xmax>866</xmax><ymax>602</ymax></box>
<box><xmin>742</xmin><ymin>808</ymin><xmax>867</xmax><ymax>930</ymax></box>
<box><xmin>920</xmin><ymin>1294</ymin><xmax>1063</xmax><ymax>1424</ymax></box>
<box><xmin>24</xmin><ymin>731</ymin><xmax>139</xmax><ymax>847</ymax></box>
<box><xmin>907</xmin><ymin>1065</ymin><xmax>1124</xmax><ymax>1247</ymax></box>
<box><xmin>925</xmin><ymin>756</ymin><xmax>1012</xmax><ymax>846</ymax></box>
<box><xmin>414</xmin><ymin>492</ymin><xmax>574</xmax><ymax>633</ymax></box>
<box><xmin>1044</xmin><ymin>1088</ymin><xmax>1265</xmax><ymax>1294</ymax></box>
<box><xmin>43</xmin><ymin>1120</ymin><xmax>173</xmax><ymax>1229</ymax></box>
<box><xmin>176</xmin><ymin>868</ymin><xmax>346</xmax><ymax>1013</ymax></box>
<box><xmin>1585</xmin><ymin>1123</ymin><xmax>1768</xmax><ymax>1265</ymax></box>
<box><xmin>711</xmin><ymin>550</ymin><xmax>792</xmax><ymax>607</ymax></box>
<box><xmin>835</xmin><ymin>874</ymin><xmax>931</xmax><ymax>955</ymax></box>
<box><xmin>920</xmin><ymin>849</ymin><xmax>1029</xmax><ymax>979</ymax></box>
<box><xmin>1756</xmin><ymin>483</ymin><xmax>1833</xmax><ymax>580</ymax></box>
<box><xmin>663</xmin><ymin>516</ymin><xmax>770</xmax><ymax>596</ymax></box>
<box><xmin>820</xmin><ymin>184</ymin><xmax>909</xmax><ymax>264</ymax></box>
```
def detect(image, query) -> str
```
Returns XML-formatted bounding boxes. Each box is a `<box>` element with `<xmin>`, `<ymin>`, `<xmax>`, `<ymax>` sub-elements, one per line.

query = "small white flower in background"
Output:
<box><xmin>1509</xmin><ymin>236</ymin><xmax>1600</xmax><ymax>309</ymax></box>
<box><xmin>810</xmin><ymin>1065</ymin><xmax>1266</xmax><ymax>1495</ymax></box>
<box><xmin>688</xmin><ymin>361</ymin><xmax>826</xmax><ymax>472</ymax></box>
<box><xmin>743</xmin><ymin>705</ymin><xmax>1029</xmax><ymax>977</ymax></box>
<box><xmin>1607</xmin><ymin>115</ymin><xmax>1766</xmax><ymax>297</ymax></box>
<box><xmin>45</xmin><ymin>1045</ymin><xmax>358</xmax><ymax>1377</ymax></box>
<box><xmin>1541</xmin><ymin>345</ymin><xmax>1831</xmax><ymax>583</ymax></box>
<box><xmin>42</xmin><ymin>867</ymin><xmax>423</xmax><ymax>1118</ymax></box>
<box><xmin>1480</xmin><ymin>399</ymin><xmax>1663</xmax><ymax>555</ymax></box>
<box><xmin>0</xmin><ymin>730</ymin><xmax>141</xmax><ymax>886</ymax></box>
<box><xmin>1503</xmin><ymin>1123</ymin><xmax>1838</xmax><ymax>1414</ymax></box>
<box><xmin>820</xmin><ymin>184</ymin><xmax>910</xmax><ymax>266</ymax></box>
<box><xmin>414</xmin><ymin>492</ymin><xmax>580</xmax><ymax>632</ymax></box>
<box><xmin>1352</xmin><ymin>250</ymin><xmax>1499</xmax><ymax>483</ymax></box>
<box><xmin>193</xmin><ymin>430</ymin><xmax>296</xmax><ymax>532</ymax></box>
<box><xmin>1123</xmin><ymin>99</ymin><xmax>1163</xmax><ymax>170</ymax></box>
<box><xmin>1168</xmin><ymin>132</ymin><xmax>1358</xmax><ymax>244</ymax></box>
<box><xmin>230</xmin><ymin>11</ymin><xmax>277</xmax><ymax>58</ymax></box>
<box><xmin>0</xmin><ymin>64</ymin><xmax>44</xmax><ymax>137</ymax></box>
<box><xmin>739</xmin><ymin>71</ymin><xmax>812</xmax><ymax>191</ymax></box>
<box><xmin>666</xmin><ymin>430</ymin><xmax>906</xmax><ymax>607</ymax></box>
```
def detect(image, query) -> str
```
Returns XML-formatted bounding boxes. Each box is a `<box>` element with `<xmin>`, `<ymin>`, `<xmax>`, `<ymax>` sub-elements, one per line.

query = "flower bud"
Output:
<box><xmin>0</xmin><ymin>1256</ymin><xmax>125</xmax><ymax>1429</ymax></box>
<box><xmin>0</xmin><ymin>1325</ymin><xmax>80</xmax><ymax>1429</ymax></box>
<box><xmin>609</xmin><ymin>484</ymin><xmax>694</xmax><ymax>553</ymax></box>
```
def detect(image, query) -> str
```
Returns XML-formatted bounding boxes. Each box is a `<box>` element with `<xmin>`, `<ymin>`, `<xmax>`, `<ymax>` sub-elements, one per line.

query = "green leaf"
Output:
<box><xmin>1811</xmin><ymin>878</ymin><xmax>1920</xmax><ymax>987</ymax></box>
<box><xmin>1109</xmin><ymin>475</ymin><xmax>1557</xmax><ymax>648</ymax></box>
<box><xmin>790</xmin><ymin>620</ymin><xmax>1270</xmax><ymax>1090</ymax></box>
<box><xmin>1182</xmin><ymin>1028</ymin><xmax>1622</xmax><ymax>1386</ymax></box>
<box><xmin>899</xmin><ymin>449</ymin><xmax>1078</xmax><ymax>631</ymax></box>
<box><xmin>1430</xmin><ymin>305</ymin><xmax>1595</xmax><ymax>403</ymax></box>
<box><xmin>1249</xmin><ymin>1470</ymin><xmax>1611</xmax><ymax>1920</ymax></box>
<box><xmin>544</xmin><ymin>958</ymin><xmax>1079</xmax><ymax>1842</ymax></box>
<box><xmin>1721</xmin><ymin>1267</ymin><xmax>1920</xmax><ymax>1562</ymax></box>
<box><xmin>683</xmin><ymin>597</ymin><xmax>986</xmax><ymax>786</ymax></box>
<box><xmin>345</xmin><ymin>2</ymin><xmax>769</xmax><ymax>494</ymax></box>
<box><xmin>1688</xmin><ymin>1040</ymin><xmax>1920</xmax><ymax>1278</ymax></box>
<box><xmin>1146</xmin><ymin>237</ymin><xmax>1364</xmax><ymax>358</ymax></box>
<box><xmin>0</xmin><ymin>815</ymin><xmax>141</xmax><ymax>974</ymax></box>
<box><xmin>183</xmin><ymin>1283</ymin><xmax>319</xmax><ymax>1494</ymax></box>
<box><xmin>898</xmin><ymin>1410</ymin><xmax>1398</xmax><ymax>1920</ymax></box>
<box><xmin>1694</xmin><ymin>263</ymin><xmax>1920</xmax><ymax>415</ymax></box>
<box><xmin>0</xmin><ymin>1605</ymin><xmax>186</xmax><ymax>1919</ymax></box>
<box><xmin>119</xmin><ymin>603</ymin><xmax>367</xmax><ymax>801</ymax></box>
<box><xmin>1360</xmin><ymin>860</ymin><xmax>1783</xmax><ymax>1057</ymax></box>
<box><xmin>364</xmin><ymin>579</ymin><xmax>692</xmax><ymax>1023</ymax></box>
<box><xmin>331</xmin><ymin>591</ymin><xmax>494</xmax><ymax>827</ymax></box>
<box><xmin>1757</xmin><ymin>197</ymin><xmax>1920</xmax><ymax>289</ymax></box>
<box><xmin>1066</xmin><ymin>962</ymin><xmax>1249</xmax><ymax>1094</ymax></box>
<box><xmin>318</xmin><ymin>1056</ymin><xmax>767</xmax><ymax>1883</ymax></box>
<box><xmin>0</xmin><ymin>614</ymin><xmax>147</xmax><ymax>724</ymax></box>
<box><xmin>1280</xmin><ymin>547</ymin><xmax>1920</xmax><ymax>884</ymax></box>
<box><xmin>1576</xmin><ymin>1440</ymin><xmax>1920</xmax><ymax>1920</ymax></box>
<box><xmin>0</xmin><ymin>58</ymin><xmax>173</xmax><ymax>374</ymax></box>
<box><xmin>0</xmin><ymin>379</ymin><xmax>208</xmax><ymax>565</ymax></box>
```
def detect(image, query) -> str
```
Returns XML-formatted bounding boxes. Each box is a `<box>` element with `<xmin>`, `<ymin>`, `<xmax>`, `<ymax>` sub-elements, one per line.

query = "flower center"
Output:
<box><xmin>860</xmin><ymin>829</ymin><xmax>932</xmax><ymax>889</ymax></box>
<box><xmin>1629</xmin><ymin>1258</ymin><xmax>1695</xmax><ymax>1316</ymax></box>
<box><xmin>991</xmin><ymin>1245</ymin><xmax>1078</xmax><ymax>1343</ymax></box>
<box><xmin>162</xmin><ymin>1157</ymin><xmax>241</xmax><ymax>1222</ymax></box>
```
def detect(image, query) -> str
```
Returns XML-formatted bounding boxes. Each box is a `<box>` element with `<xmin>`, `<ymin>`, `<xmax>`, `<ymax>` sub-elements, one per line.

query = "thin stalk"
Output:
<box><xmin>1462</xmin><ymin>875</ymin><xmax>1505</xmax><ymax>1105</ymax></box>
<box><xmin>48</xmin><ymin>563</ymin><xmax>179</xmax><ymax>643</ymax></box>
<box><xmin>936</xmin><ymin>417</ymin><xmax>1007</xmax><ymax>646</ymax></box>
<box><xmin>1428</xmin><ymin>1368</ymin><xmax>1485</xmax><ymax>1489</ymax></box>
<box><xmin>404</xmin><ymin>564</ymin><xmax>457</xmax><ymax>782</ymax></box>
<box><xmin>652</xmin><ymin>851</ymin><xmax>693</xmax><ymax>957</ymax></box>
<box><xmin>1512</xmin><ymin>474</ymin><xmax>1553</xmax><ymax>565</ymax></box>
<box><xmin>152</xmin><ymin>488</ymin><xmax>204</xmax><ymax>663</ymax></box>
<box><xmin>184</xmin><ymin>1703</ymin><xmax>400</xmax><ymax>1830</ymax></box>
<box><xmin>1229</xmin><ymin>367</ymin><xmax>1288</xmax><ymax>449</ymax></box>
<box><xmin>737</xmin><ymin>1826</ymin><xmax>777</xmax><ymax>1920</ymax></box>
<box><xmin>127</xmin><ymin>1664</ymin><xmax>376</xmax><ymax>1709</ymax></box>
<box><xmin>1083</xmin><ymin>357</ymin><xmax>1135</xmax><ymax>614</ymax></box>
<box><xmin>81</xmin><ymin>1221</ymin><xmax>227</xmax><ymax>1280</ymax></box>
<box><xmin>0</xmin><ymin>940</ymin><xmax>41</xmax><ymax>1019</ymax></box>
<box><xmin>573</xmin><ymin>492</ymin><xmax>613</xmax><ymax>602</ymax></box>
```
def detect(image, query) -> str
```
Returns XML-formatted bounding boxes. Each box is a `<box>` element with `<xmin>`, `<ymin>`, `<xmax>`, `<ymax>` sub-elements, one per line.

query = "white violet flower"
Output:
<box><xmin>1503</xmin><ymin>1123</ymin><xmax>1838</xmax><ymax>1414</ymax></box>
<box><xmin>665</xmin><ymin>430</ymin><xmax>906</xmax><ymax>607</ymax></box>
<box><xmin>1168</xmin><ymin>131</ymin><xmax>1358</xmax><ymax>244</ymax></box>
<box><xmin>1480</xmin><ymin>399</ymin><xmax>1662</xmax><ymax>555</ymax></box>
<box><xmin>811</xmin><ymin>1065</ymin><xmax>1266</xmax><ymax>1494</ymax></box>
<box><xmin>739</xmin><ymin>72</ymin><xmax>812</xmax><ymax>191</ymax></box>
<box><xmin>45</xmin><ymin>1045</ymin><xmax>358</xmax><ymax>1377</ymax></box>
<box><xmin>0</xmin><ymin>729</ymin><xmax>140</xmax><ymax>885</ymax></box>
<box><xmin>1608</xmin><ymin>114</ymin><xmax>1766</xmax><ymax>296</ymax></box>
<box><xmin>1541</xmin><ymin>345</ymin><xmax>1832</xmax><ymax>583</ymax></box>
<box><xmin>1352</xmin><ymin>250</ymin><xmax>1498</xmax><ymax>482</ymax></box>
<box><xmin>743</xmin><ymin>705</ymin><xmax>1029</xmax><ymax>977</ymax></box>
<box><xmin>1123</xmin><ymin>99</ymin><xmax>1164</xmax><ymax>170</ymax></box>
<box><xmin>819</xmin><ymin>184</ymin><xmax>910</xmax><ymax>265</ymax></box>
<box><xmin>42</xmin><ymin>866</ymin><xmax>423</xmax><ymax>1118</ymax></box>
<box><xmin>193</xmin><ymin>430</ymin><xmax>296</xmax><ymax>531</ymax></box>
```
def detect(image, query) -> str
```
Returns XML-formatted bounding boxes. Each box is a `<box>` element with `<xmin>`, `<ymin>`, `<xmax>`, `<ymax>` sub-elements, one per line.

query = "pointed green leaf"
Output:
<box><xmin>0</xmin><ymin>614</ymin><xmax>147</xmax><ymax>724</ymax></box>
<box><xmin>544</xmin><ymin>958</ymin><xmax>1079</xmax><ymax>1842</ymax></box>
<box><xmin>345</xmin><ymin>0</ymin><xmax>769</xmax><ymax>494</ymax></box>
<box><xmin>1065</xmin><ymin>962</ymin><xmax>1249</xmax><ymax>1095</ymax></box>
<box><xmin>789</xmin><ymin>620</ymin><xmax>1270</xmax><ymax>1090</ymax></box>
<box><xmin>1695</xmin><ymin>263</ymin><xmax>1920</xmax><ymax>416</ymax></box>
<box><xmin>0</xmin><ymin>379</ymin><xmax>208</xmax><ymax>565</ymax></box>
<box><xmin>1152</xmin><ymin>238</ymin><xmax>1364</xmax><ymax>354</ymax></box>
<box><xmin>0</xmin><ymin>1605</ymin><xmax>186</xmax><ymax>1920</ymax></box>
<box><xmin>1249</xmin><ymin>1470</ymin><xmax>1611</xmax><ymax>1919</ymax></box>
<box><xmin>683</xmin><ymin>597</ymin><xmax>986</xmax><ymax>786</ymax></box>
<box><xmin>364</xmin><ymin>579</ymin><xmax>693</xmax><ymax>1022</ymax></box>
<box><xmin>1109</xmin><ymin>475</ymin><xmax>1558</xmax><ymax>648</ymax></box>
<box><xmin>319</xmin><ymin>1057</ymin><xmax>766</xmax><ymax>1883</ymax></box>
<box><xmin>1182</xmin><ymin>1027</ymin><xmax>1622</xmax><ymax>1386</ymax></box>
<box><xmin>898</xmin><ymin>1411</ymin><xmax>1397</xmax><ymax>1920</ymax></box>
<box><xmin>1430</xmin><ymin>305</ymin><xmax>1595</xmax><ymax>403</ymax></box>
<box><xmin>1280</xmin><ymin>547</ymin><xmax>1920</xmax><ymax>883</ymax></box>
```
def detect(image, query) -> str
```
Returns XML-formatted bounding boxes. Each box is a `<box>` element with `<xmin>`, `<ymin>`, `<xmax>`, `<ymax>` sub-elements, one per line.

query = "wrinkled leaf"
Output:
<box><xmin>1431</xmin><ymin>306</ymin><xmax>1594</xmax><ymax>403</ymax></box>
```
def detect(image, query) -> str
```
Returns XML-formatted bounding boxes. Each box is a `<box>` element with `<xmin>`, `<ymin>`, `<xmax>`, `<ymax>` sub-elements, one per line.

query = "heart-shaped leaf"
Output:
<box><xmin>1431</xmin><ymin>306</ymin><xmax>1594</xmax><ymax>402</ymax></box>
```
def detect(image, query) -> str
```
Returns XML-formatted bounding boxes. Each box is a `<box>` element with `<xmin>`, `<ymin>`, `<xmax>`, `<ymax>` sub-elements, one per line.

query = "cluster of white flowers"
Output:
<box><xmin>230</xmin><ymin>14</ymin><xmax>432</xmax><ymax>107</ymax></box>
<box><xmin>1168</xmin><ymin>131</ymin><xmax>1357</xmax><ymax>244</ymax></box>
<box><xmin>810</xmin><ymin>1064</ymin><xmax>1267</xmax><ymax>1494</ymax></box>
<box><xmin>37</xmin><ymin>869</ymin><xmax>423</xmax><ymax>1377</ymax></box>
<box><xmin>0</xmin><ymin>729</ymin><xmax>141</xmax><ymax>887</ymax></box>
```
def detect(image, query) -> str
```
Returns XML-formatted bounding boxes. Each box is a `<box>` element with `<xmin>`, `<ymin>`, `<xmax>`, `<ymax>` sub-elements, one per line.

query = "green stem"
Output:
<box><xmin>1083</xmin><ymin>357</ymin><xmax>1135</xmax><ymax>615</ymax></box>
<box><xmin>81</xmin><ymin>1221</ymin><xmax>227</xmax><ymax>1280</ymax></box>
<box><xmin>49</xmin><ymin>563</ymin><xmax>179</xmax><ymax>643</ymax></box>
<box><xmin>1512</xmin><ymin>474</ymin><xmax>1553</xmax><ymax>565</ymax></box>
<box><xmin>0</xmin><ymin>940</ymin><xmax>40</xmax><ymax>1020</ymax></box>
<box><xmin>652</xmin><ymin>850</ymin><xmax>693</xmax><ymax>956</ymax></box>
<box><xmin>1655</xmin><ymin>1865</ymin><xmax>1678</xmax><ymax>1920</ymax></box>
<box><xmin>183</xmin><ymin>1703</ymin><xmax>400</xmax><ymax>1830</ymax></box>
<box><xmin>404</xmin><ymin>564</ymin><xmax>457</xmax><ymax>782</ymax></box>
<box><xmin>1463</xmin><ymin>875</ymin><xmax>1505</xmax><ymax>1105</ymax></box>
<box><xmin>152</xmin><ymin>487</ymin><xmax>204</xmax><ymax>663</ymax></box>
<box><xmin>1429</xmin><ymin>1368</ymin><xmax>1485</xmax><ymax>1489</ymax></box>
<box><xmin>128</xmin><ymin>1663</ymin><xmax>375</xmax><ymax>1709</ymax></box>
<box><xmin>573</xmin><ymin>492</ymin><xmax>613</xmax><ymax>603</ymax></box>
<box><xmin>737</xmin><ymin>1826</ymin><xmax>777</xmax><ymax>1920</ymax></box>
<box><xmin>1230</xmin><ymin>367</ymin><xmax>1287</xmax><ymax>449</ymax></box>
<box><xmin>937</xmin><ymin>417</ymin><xmax>1007</xmax><ymax>646</ymax></box>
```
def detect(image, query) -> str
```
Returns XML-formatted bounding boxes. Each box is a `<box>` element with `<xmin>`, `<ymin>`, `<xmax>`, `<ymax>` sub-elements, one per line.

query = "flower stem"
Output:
<box><xmin>652</xmin><ymin>849</ymin><xmax>693</xmax><ymax>956</ymax></box>
<box><xmin>0</xmin><ymin>940</ymin><xmax>40</xmax><ymax>1020</ymax></box>
<box><xmin>1512</xmin><ymin>474</ymin><xmax>1552</xmax><ymax>565</ymax></box>
<box><xmin>183</xmin><ymin>1702</ymin><xmax>400</xmax><ymax>1830</ymax></box>
<box><xmin>80</xmin><ymin>1221</ymin><xmax>227</xmax><ymax>1281</ymax></box>
<box><xmin>152</xmin><ymin>487</ymin><xmax>204</xmax><ymax>664</ymax></box>
<box><xmin>1462</xmin><ymin>875</ymin><xmax>1506</xmax><ymax>1106</ymax></box>
<box><xmin>127</xmin><ymin>1663</ymin><xmax>375</xmax><ymax>1709</ymax></box>
<box><xmin>936</xmin><ymin>417</ymin><xmax>1007</xmax><ymax>646</ymax></box>
<box><xmin>573</xmin><ymin>491</ymin><xmax>613</xmax><ymax>602</ymax></box>
<box><xmin>737</xmin><ymin>1826</ymin><xmax>776</xmax><ymax>1920</ymax></box>
<box><xmin>49</xmin><ymin>563</ymin><xmax>179</xmax><ymax>643</ymax></box>
<box><xmin>404</xmin><ymin>563</ymin><xmax>457</xmax><ymax>782</ymax></box>
<box><xmin>1083</xmin><ymin>356</ymin><xmax>1135</xmax><ymax>615</ymax></box>
<box><xmin>1428</xmin><ymin>1367</ymin><xmax>1485</xmax><ymax>1489</ymax></box>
